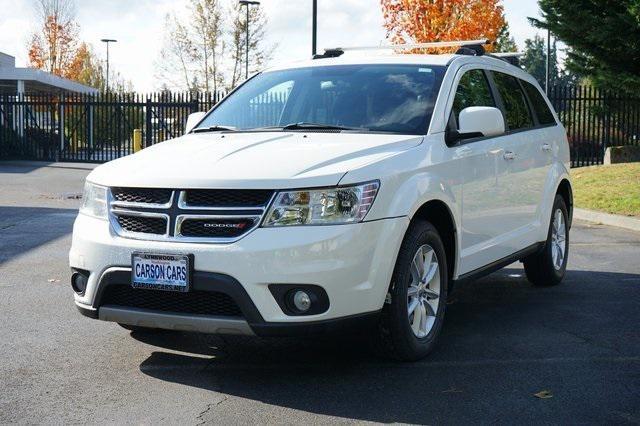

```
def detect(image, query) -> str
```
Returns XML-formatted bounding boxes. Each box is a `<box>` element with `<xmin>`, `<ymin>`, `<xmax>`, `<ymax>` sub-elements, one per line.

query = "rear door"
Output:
<box><xmin>520</xmin><ymin>79</ymin><xmax>561</xmax><ymax>225</ymax></box>
<box><xmin>488</xmin><ymin>71</ymin><xmax>548</xmax><ymax>250</ymax></box>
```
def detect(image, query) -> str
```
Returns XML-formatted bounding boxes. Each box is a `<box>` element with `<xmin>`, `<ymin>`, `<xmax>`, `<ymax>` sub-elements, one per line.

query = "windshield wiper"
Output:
<box><xmin>192</xmin><ymin>125</ymin><xmax>237</xmax><ymax>133</ymax></box>
<box><xmin>280</xmin><ymin>122</ymin><xmax>368</xmax><ymax>132</ymax></box>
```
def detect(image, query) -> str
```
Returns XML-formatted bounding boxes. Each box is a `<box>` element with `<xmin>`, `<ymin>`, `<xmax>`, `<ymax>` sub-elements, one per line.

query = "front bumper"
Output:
<box><xmin>69</xmin><ymin>213</ymin><xmax>409</xmax><ymax>335</ymax></box>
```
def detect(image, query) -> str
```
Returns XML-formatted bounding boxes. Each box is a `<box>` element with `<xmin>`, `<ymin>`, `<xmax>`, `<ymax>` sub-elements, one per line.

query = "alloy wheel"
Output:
<box><xmin>407</xmin><ymin>244</ymin><xmax>441</xmax><ymax>338</ymax></box>
<box><xmin>551</xmin><ymin>208</ymin><xmax>567</xmax><ymax>270</ymax></box>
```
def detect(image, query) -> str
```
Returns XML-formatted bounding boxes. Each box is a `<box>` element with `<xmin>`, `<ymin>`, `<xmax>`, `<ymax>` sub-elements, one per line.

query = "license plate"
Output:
<box><xmin>131</xmin><ymin>253</ymin><xmax>191</xmax><ymax>292</ymax></box>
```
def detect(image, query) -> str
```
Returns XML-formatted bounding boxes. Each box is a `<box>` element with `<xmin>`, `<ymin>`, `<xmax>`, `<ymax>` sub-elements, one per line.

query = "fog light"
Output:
<box><xmin>269</xmin><ymin>284</ymin><xmax>329</xmax><ymax>316</ymax></box>
<box><xmin>71</xmin><ymin>270</ymin><xmax>89</xmax><ymax>295</ymax></box>
<box><xmin>292</xmin><ymin>290</ymin><xmax>311</xmax><ymax>312</ymax></box>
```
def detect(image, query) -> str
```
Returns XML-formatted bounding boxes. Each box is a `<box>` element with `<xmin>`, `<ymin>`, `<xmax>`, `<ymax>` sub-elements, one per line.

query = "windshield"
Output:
<box><xmin>196</xmin><ymin>64</ymin><xmax>446</xmax><ymax>135</ymax></box>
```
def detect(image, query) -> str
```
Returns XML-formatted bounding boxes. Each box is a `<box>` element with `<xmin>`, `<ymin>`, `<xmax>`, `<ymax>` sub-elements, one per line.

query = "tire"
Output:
<box><xmin>376</xmin><ymin>220</ymin><xmax>448</xmax><ymax>361</ymax></box>
<box><xmin>523</xmin><ymin>195</ymin><xmax>569</xmax><ymax>286</ymax></box>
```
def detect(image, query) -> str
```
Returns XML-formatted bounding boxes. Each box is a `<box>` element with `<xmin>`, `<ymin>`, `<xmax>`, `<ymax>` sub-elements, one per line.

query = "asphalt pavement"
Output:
<box><xmin>1</xmin><ymin>161</ymin><xmax>639</xmax><ymax>425</ymax></box>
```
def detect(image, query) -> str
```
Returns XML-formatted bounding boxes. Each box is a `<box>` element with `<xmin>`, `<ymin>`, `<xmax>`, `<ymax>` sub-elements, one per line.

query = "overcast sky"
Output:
<box><xmin>0</xmin><ymin>0</ymin><xmax>547</xmax><ymax>92</ymax></box>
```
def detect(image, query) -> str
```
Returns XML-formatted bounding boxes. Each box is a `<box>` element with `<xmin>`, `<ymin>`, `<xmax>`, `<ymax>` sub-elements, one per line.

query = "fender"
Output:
<box><xmin>341</xmin><ymin>138</ymin><xmax>462</xmax><ymax>279</ymax></box>
<box><xmin>537</xmin><ymin>160</ymin><xmax>572</xmax><ymax>242</ymax></box>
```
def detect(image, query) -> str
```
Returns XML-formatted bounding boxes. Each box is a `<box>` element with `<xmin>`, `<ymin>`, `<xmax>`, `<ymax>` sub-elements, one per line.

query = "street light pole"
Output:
<box><xmin>545</xmin><ymin>29</ymin><xmax>551</xmax><ymax>95</ymax></box>
<box><xmin>100</xmin><ymin>38</ymin><xmax>117</xmax><ymax>92</ymax></box>
<box><xmin>239</xmin><ymin>1</ymin><xmax>260</xmax><ymax>79</ymax></box>
<box><xmin>312</xmin><ymin>0</ymin><xmax>317</xmax><ymax>56</ymax></box>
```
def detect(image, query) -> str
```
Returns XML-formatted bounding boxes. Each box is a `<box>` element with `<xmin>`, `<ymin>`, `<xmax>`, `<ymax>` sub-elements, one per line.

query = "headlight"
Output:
<box><xmin>79</xmin><ymin>182</ymin><xmax>108</xmax><ymax>219</ymax></box>
<box><xmin>263</xmin><ymin>181</ymin><xmax>379</xmax><ymax>226</ymax></box>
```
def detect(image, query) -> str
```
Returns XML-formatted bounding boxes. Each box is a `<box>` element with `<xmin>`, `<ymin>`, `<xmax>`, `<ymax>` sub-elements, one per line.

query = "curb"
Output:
<box><xmin>574</xmin><ymin>208</ymin><xmax>640</xmax><ymax>232</ymax></box>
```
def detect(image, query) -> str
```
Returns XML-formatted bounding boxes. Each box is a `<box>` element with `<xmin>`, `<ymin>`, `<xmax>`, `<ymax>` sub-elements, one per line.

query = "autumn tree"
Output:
<box><xmin>191</xmin><ymin>0</ymin><xmax>225</xmax><ymax>93</ymax></box>
<box><xmin>155</xmin><ymin>0</ymin><xmax>225</xmax><ymax>92</ymax></box>
<box><xmin>156</xmin><ymin>14</ymin><xmax>199</xmax><ymax>91</ymax></box>
<box><xmin>155</xmin><ymin>0</ymin><xmax>274</xmax><ymax>91</ymax></box>
<box><xmin>227</xmin><ymin>1</ymin><xmax>273</xmax><ymax>90</ymax></box>
<box><xmin>27</xmin><ymin>0</ymin><xmax>86</xmax><ymax>80</ymax></box>
<box><xmin>381</xmin><ymin>0</ymin><xmax>505</xmax><ymax>52</ymax></box>
<box><xmin>75</xmin><ymin>44</ymin><xmax>133</xmax><ymax>93</ymax></box>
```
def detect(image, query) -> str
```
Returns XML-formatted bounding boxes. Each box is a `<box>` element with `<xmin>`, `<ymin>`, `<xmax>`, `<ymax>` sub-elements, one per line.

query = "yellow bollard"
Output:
<box><xmin>133</xmin><ymin>129</ymin><xmax>142</xmax><ymax>153</ymax></box>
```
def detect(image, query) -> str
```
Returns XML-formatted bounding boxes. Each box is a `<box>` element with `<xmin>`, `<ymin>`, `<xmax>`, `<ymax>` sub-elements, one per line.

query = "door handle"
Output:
<box><xmin>503</xmin><ymin>151</ymin><xmax>517</xmax><ymax>160</ymax></box>
<box><xmin>542</xmin><ymin>143</ymin><xmax>552</xmax><ymax>152</ymax></box>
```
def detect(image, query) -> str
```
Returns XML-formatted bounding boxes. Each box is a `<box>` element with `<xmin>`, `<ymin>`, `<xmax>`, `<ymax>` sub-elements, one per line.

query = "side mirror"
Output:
<box><xmin>185</xmin><ymin>112</ymin><xmax>206</xmax><ymax>134</ymax></box>
<box><xmin>446</xmin><ymin>106</ymin><xmax>505</xmax><ymax>144</ymax></box>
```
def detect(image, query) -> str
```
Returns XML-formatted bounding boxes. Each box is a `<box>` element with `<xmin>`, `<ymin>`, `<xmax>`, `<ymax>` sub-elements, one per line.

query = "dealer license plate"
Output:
<box><xmin>131</xmin><ymin>252</ymin><xmax>191</xmax><ymax>292</ymax></box>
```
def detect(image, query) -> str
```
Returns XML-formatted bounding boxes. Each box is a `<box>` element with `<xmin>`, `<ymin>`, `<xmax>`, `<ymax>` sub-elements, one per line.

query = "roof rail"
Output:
<box><xmin>313</xmin><ymin>39</ymin><xmax>490</xmax><ymax>59</ymax></box>
<box><xmin>487</xmin><ymin>52</ymin><xmax>523</xmax><ymax>66</ymax></box>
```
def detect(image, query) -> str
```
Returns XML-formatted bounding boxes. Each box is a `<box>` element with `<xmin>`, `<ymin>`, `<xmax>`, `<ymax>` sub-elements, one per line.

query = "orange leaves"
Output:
<box><xmin>27</xmin><ymin>14</ymin><xmax>86</xmax><ymax>81</ymax></box>
<box><xmin>380</xmin><ymin>0</ymin><xmax>505</xmax><ymax>53</ymax></box>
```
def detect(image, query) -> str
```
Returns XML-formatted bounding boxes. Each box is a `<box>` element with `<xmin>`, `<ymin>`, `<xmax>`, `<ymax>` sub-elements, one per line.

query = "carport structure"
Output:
<box><xmin>0</xmin><ymin>52</ymin><xmax>97</xmax><ymax>95</ymax></box>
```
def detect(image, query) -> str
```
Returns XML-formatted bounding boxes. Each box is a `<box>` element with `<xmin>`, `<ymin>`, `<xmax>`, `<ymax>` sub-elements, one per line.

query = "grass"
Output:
<box><xmin>572</xmin><ymin>163</ymin><xmax>640</xmax><ymax>217</ymax></box>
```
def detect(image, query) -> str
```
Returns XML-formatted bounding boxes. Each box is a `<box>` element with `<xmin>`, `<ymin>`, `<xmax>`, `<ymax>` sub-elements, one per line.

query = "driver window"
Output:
<box><xmin>450</xmin><ymin>69</ymin><xmax>495</xmax><ymax>129</ymax></box>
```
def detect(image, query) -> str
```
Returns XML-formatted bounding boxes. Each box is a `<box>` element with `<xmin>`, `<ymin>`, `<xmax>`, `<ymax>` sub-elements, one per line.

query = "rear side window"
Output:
<box><xmin>492</xmin><ymin>71</ymin><xmax>534</xmax><ymax>131</ymax></box>
<box><xmin>522</xmin><ymin>81</ymin><xmax>556</xmax><ymax>125</ymax></box>
<box><xmin>452</xmin><ymin>69</ymin><xmax>495</xmax><ymax>124</ymax></box>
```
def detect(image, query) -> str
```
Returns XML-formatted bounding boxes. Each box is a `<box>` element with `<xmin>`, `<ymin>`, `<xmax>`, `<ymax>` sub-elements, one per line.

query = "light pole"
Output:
<box><xmin>100</xmin><ymin>38</ymin><xmax>117</xmax><ymax>92</ymax></box>
<box><xmin>312</xmin><ymin>0</ymin><xmax>317</xmax><ymax>56</ymax></box>
<box><xmin>239</xmin><ymin>1</ymin><xmax>260</xmax><ymax>79</ymax></box>
<box><xmin>545</xmin><ymin>29</ymin><xmax>551</xmax><ymax>95</ymax></box>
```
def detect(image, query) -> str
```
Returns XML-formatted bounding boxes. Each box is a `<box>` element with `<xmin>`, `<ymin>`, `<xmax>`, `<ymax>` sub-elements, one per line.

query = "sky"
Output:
<box><xmin>0</xmin><ymin>0</ymin><xmax>548</xmax><ymax>92</ymax></box>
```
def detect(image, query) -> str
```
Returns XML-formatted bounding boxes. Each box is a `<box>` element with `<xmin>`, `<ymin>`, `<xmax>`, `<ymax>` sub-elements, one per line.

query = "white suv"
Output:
<box><xmin>70</xmin><ymin>44</ymin><xmax>572</xmax><ymax>360</ymax></box>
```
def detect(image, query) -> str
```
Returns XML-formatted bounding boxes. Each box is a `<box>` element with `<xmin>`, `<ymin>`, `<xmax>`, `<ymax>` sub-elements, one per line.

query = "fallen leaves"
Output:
<box><xmin>534</xmin><ymin>390</ymin><xmax>553</xmax><ymax>399</ymax></box>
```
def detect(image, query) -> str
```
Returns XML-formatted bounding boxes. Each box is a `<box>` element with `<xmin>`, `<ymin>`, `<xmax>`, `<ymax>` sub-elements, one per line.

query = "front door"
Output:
<box><xmin>448</xmin><ymin>68</ymin><xmax>515</xmax><ymax>274</ymax></box>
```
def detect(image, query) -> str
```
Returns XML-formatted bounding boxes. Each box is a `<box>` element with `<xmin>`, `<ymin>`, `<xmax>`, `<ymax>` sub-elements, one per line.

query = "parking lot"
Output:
<box><xmin>0</xmin><ymin>161</ymin><xmax>639</xmax><ymax>424</ymax></box>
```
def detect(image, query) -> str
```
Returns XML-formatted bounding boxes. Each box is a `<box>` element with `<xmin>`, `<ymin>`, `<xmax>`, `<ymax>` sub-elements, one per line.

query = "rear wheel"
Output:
<box><xmin>376</xmin><ymin>220</ymin><xmax>448</xmax><ymax>361</ymax></box>
<box><xmin>523</xmin><ymin>195</ymin><xmax>569</xmax><ymax>286</ymax></box>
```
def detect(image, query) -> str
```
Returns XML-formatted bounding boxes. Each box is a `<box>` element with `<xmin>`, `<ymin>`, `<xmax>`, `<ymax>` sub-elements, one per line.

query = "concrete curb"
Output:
<box><xmin>574</xmin><ymin>208</ymin><xmax>640</xmax><ymax>232</ymax></box>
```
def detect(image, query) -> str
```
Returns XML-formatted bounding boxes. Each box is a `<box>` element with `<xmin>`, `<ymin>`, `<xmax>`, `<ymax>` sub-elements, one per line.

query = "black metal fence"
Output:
<box><xmin>548</xmin><ymin>86</ymin><xmax>640</xmax><ymax>167</ymax></box>
<box><xmin>0</xmin><ymin>92</ymin><xmax>223</xmax><ymax>163</ymax></box>
<box><xmin>1</xmin><ymin>87</ymin><xmax>639</xmax><ymax>166</ymax></box>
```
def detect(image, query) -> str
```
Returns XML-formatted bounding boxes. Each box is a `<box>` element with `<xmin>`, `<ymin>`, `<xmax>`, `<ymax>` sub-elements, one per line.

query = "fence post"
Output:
<box><xmin>145</xmin><ymin>96</ymin><xmax>152</xmax><ymax>148</ymax></box>
<box><xmin>603</xmin><ymin>89</ymin><xmax>611</xmax><ymax>156</ymax></box>
<box><xmin>58</xmin><ymin>95</ymin><xmax>64</xmax><ymax>160</ymax></box>
<box><xmin>133</xmin><ymin>129</ymin><xmax>142</xmax><ymax>152</ymax></box>
<box><xmin>87</xmin><ymin>100</ymin><xmax>94</xmax><ymax>154</ymax></box>
<box><xmin>191</xmin><ymin>95</ymin><xmax>199</xmax><ymax>114</ymax></box>
<box><xmin>16</xmin><ymin>80</ymin><xmax>25</xmax><ymax>139</ymax></box>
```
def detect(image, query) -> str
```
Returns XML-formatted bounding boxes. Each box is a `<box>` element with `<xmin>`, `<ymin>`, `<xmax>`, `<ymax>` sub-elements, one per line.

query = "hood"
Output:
<box><xmin>88</xmin><ymin>131</ymin><xmax>423</xmax><ymax>189</ymax></box>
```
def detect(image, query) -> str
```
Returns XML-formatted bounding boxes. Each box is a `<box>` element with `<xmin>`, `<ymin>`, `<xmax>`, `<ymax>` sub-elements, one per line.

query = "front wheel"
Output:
<box><xmin>376</xmin><ymin>220</ymin><xmax>448</xmax><ymax>361</ymax></box>
<box><xmin>523</xmin><ymin>195</ymin><xmax>569</xmax><ymax>286</ymax></box>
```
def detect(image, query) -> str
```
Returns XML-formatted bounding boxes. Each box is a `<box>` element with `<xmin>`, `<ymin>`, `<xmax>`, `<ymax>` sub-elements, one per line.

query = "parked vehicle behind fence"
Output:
<box><xmin>69</xmin><ymin>40</ymin><xmax>572</xmax><ymax>360</ymax></box>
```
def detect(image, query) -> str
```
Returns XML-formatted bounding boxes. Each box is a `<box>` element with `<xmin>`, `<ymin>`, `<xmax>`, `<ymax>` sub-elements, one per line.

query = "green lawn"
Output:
<box><xmin>572</xmin><ymin>163</ymin><xmax>640</xmax><ymax>217</ymax></box>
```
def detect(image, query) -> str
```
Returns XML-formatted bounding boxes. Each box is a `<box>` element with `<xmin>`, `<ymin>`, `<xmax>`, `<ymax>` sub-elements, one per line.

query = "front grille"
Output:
<box><xmin>116</xmin><ymin>215</ymin><xmax>167</xmax><ymax>235</ymax></box>
<box><xmin>100</xmin><ymin>284</ymin><xmax>243</xmax><ymax>317</ymax></box>
<box><xmin>112</xmin><ymin>187</ymin><xmax>172</xmax><ymax>205</ymax></box>
<box><xmin>109</xmin><ymin>187</ymin><xmax>271</xmax><ymax>241</ymax></box>
<box><xmin>179</xmin><ymin>217</ymin><xmax>258</xmax><ymax>238</ymax></box>
<box><xmin>184</xmin><ymin>189</ymin><xmax>273</xmax><ymax>208</ymax></box>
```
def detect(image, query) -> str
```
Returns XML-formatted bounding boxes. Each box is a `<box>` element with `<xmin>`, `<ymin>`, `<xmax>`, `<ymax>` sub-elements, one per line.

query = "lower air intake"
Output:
<box><xmin>100</xmin><ymin>285</ymin><xmax>243</xmax><ymax>317</ymax></box>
